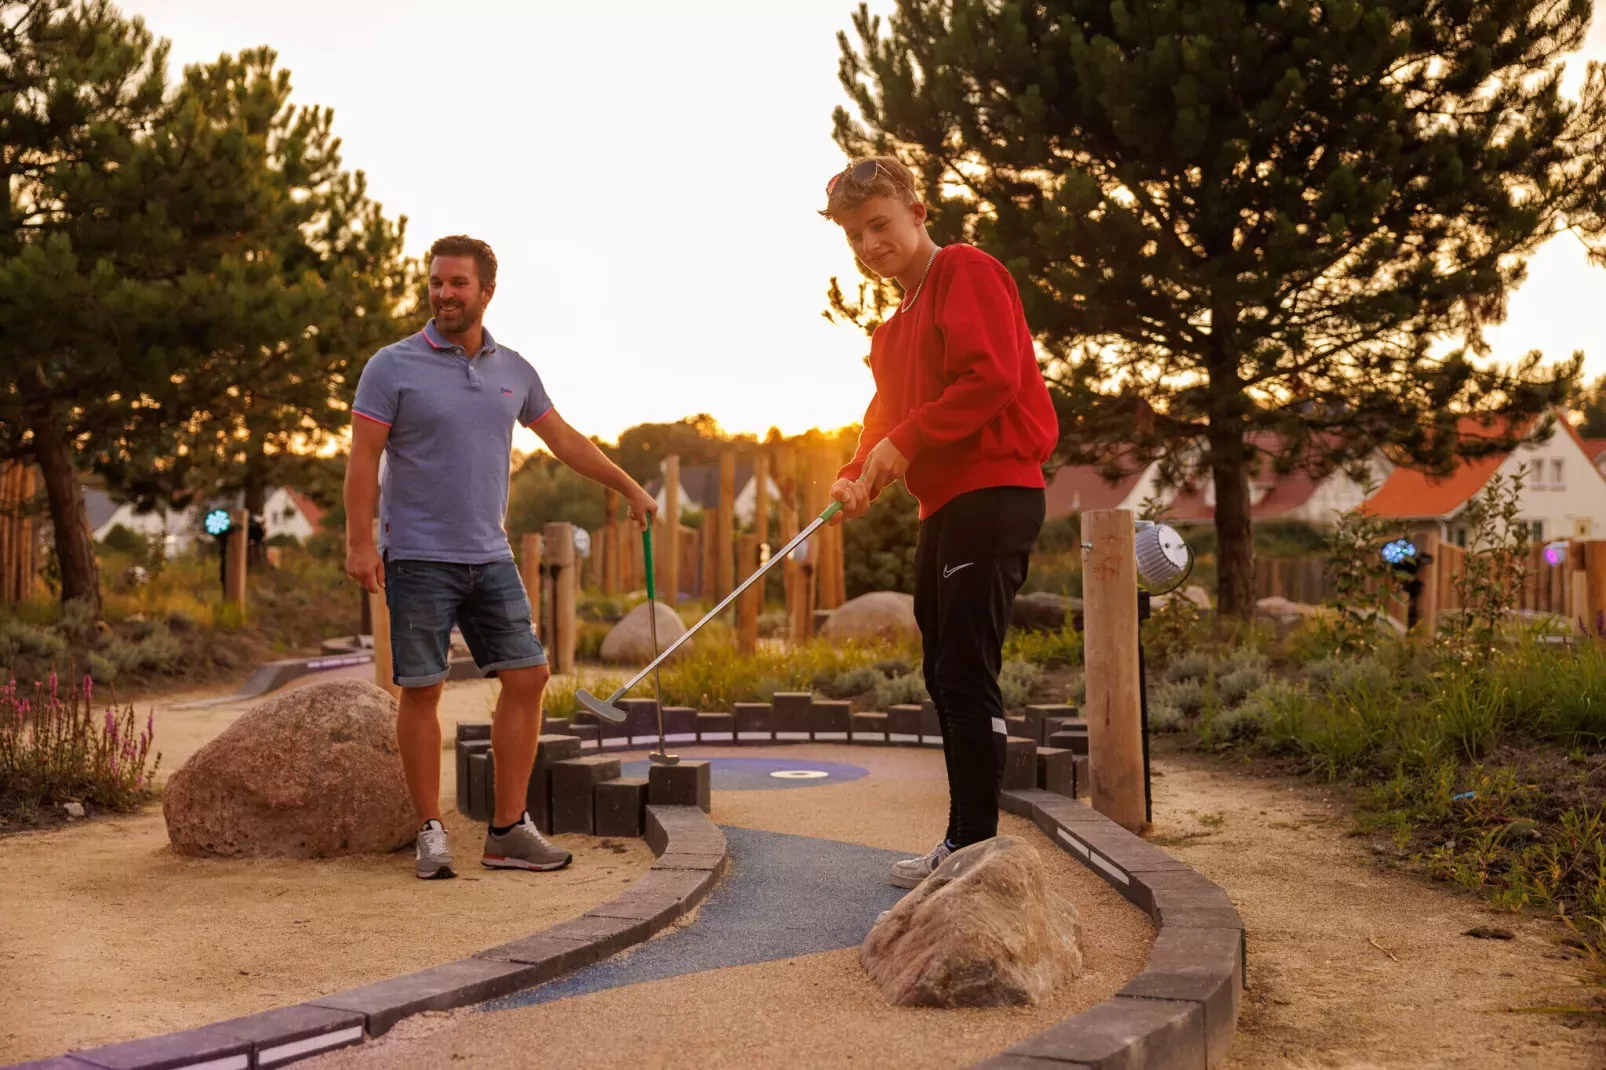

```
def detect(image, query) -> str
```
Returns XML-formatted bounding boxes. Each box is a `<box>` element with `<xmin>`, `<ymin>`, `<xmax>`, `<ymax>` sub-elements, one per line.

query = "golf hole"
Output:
<box><xmin>770</xmin><ymin>770</ymin><xmax>830</xmax><ymax>780</ymax></box>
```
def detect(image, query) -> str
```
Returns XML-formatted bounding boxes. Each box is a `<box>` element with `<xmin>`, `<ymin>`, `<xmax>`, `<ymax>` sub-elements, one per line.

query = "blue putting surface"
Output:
<box><xmin>618</xmin><ymin>756</ymin><xmax>869</xmax><ymax>791</ymax></box>
<box><xmin>483</xmin><ymin>826</ymin><xmax>910</xmax><ymax>1011</ymax></box>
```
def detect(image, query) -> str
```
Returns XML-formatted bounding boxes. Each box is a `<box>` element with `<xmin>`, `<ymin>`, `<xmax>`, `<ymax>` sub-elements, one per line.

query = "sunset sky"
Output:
<box><xmin>125</xmin><ymin>1</ymin><xmax>1606</xmax><ymax>448</ymax></box>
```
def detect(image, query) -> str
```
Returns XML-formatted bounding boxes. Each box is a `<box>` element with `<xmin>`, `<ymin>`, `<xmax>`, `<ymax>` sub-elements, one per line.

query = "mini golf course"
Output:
<box><xmin>5</xmin><ymin>696</ymin><xmax>1247</xmax><ymax>1070</ymax></box>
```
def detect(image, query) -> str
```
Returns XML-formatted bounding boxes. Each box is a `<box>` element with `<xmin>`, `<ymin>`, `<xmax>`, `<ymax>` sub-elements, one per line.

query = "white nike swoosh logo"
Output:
<box><xmin>942</xmin><ymin>563</ymin><xmax>974</xmax><ymax>578</ymax></box>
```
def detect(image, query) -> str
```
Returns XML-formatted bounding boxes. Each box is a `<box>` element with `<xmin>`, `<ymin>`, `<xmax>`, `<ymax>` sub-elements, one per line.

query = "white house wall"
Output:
<box><xmin>1292</xmin><ymin>458</ymin><xmax>1392</xmax><ymax>527</ymax></box>
<box><xmin>1483</xmin><ymin>433</ymin><xmax>1606</xmax><ymax>541</ymax></box>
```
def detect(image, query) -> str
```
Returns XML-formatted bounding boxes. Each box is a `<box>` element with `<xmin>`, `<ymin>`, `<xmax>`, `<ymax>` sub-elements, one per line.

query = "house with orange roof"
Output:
<box><xmin>1045</xmin><ymin>435</ymin><xmax>1387</xmax><ymax>527</ymax></box>
<box><xmin>1361</xmin><ymin>413</ymin><xmax>1606</xmax><ymax>546</ymax></box>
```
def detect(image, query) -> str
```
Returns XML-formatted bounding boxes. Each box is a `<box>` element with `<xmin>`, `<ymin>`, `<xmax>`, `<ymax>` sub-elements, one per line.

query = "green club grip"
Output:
<box><xmin>642</xmin><ymin>523</ymin><xmax>656</xmax><ymax>601</ymax></box>
<box><xmin>820</xmin><ymin>499</ymin><xmax>844</xmax><ymax>522</ymax></box>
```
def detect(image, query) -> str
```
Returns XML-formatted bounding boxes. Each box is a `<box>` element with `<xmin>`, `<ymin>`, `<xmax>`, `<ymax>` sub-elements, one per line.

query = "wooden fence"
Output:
<box><xmin>1256</xmin><ymin>535</ymin><xmax>1589</xmax><ymax>631</ymax></box>
<box><xmin>0</xmin><ymin>462</ymin><xmax>41</xmax><ymax>606</ymax></box>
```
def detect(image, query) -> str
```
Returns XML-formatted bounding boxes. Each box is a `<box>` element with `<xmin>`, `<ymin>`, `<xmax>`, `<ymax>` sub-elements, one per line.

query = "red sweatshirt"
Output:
<box><xmin>839</xmin><ymin>244</ymin><xmax>1059</xmax><ymax>520</ymax></box>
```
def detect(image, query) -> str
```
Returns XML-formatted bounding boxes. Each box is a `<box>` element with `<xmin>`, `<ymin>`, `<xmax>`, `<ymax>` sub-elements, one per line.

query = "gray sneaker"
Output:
<box><xmin>415</xmin><ymin>819</ymin><xmax>456</xmax><ymax>880</ymax></box>
<box><xmin>889</xmin><ymin>839</ymin><xmax>953</xmax><ymax>889</ymax></box>
<box><xmin>482</xmin><ymin>812</ymin><xmax>573</xmax><ymax>872</ymax></box>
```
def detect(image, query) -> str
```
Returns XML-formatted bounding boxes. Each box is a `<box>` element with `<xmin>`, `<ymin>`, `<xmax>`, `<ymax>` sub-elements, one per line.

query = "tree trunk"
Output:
<box><xmin>29</xmin><ymin>409</ymin><xmax>100</xmax><ymax>614</ymax></box>
<box><xmin>1209</xmin><ymin>433</ymin><xmax>1255</xmax><ymax>620</ymax></box>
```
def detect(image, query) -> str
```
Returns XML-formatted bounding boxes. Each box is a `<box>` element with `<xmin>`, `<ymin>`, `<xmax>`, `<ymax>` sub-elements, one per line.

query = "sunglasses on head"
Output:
<box><xmin>825</xmin><ymin>159</ymin><xmax>906</xmax><ymax>197</ymax></box>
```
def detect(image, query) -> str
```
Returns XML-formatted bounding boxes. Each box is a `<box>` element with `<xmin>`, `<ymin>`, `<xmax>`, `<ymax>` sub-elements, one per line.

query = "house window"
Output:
<box><xmin>1530</xmin><ymin>520</ymin><xmax>1544</xmax><ymax>541</ymax></box>
<box><xmin>1454</xmin><ymin>527</ymin><xmax>1468</xmax><ymax>548</ymax></box>
<box><xmin>1551</xmin><ymin>459</ymin><xmax>1564</xmax><ymax>490</ymax></box>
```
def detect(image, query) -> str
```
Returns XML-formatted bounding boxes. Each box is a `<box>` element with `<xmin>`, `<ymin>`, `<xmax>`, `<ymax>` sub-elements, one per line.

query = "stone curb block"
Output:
<box><xmin>967</xmin><ymin>789</ymin><xmax>1245</xmax><ymax>1070</ymax></box>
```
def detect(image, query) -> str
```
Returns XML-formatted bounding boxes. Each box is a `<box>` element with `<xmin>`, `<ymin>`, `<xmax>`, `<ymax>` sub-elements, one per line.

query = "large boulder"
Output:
<box><xmin>163</xmin><ymin>680</ymin><xmax>414</xmax><ymax>858</ymax></box>
<box><xmin>600</xmin><ymin>601</ymin><xmax>689</xmax><ymax>663</ymax></box>
<box><xmin>1011</xmin><ymin>591</ymin><xmax>1082</xmax><ymax>632</ymax></box>
<box><xmin>861</xmin><ymin>835</ymin><xmax>1084</xmax><ymax>1007</ymax></box>
<box><xmin>819</xmin><ymin>591</ymin><xmax>920</xmax><ymax>643</ymax></box>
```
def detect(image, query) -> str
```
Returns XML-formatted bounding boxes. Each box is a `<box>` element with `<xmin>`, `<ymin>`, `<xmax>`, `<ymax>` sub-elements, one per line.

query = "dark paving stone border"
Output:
<box><xmin>970</xmin><ymin>788</ymin><xmax>1246</xmax><ymax>1070</ymax></box>
<box><xmin>9</xmin><ymin>806</ymin><xmax>726</xmax><ymax>1070</ymax></box>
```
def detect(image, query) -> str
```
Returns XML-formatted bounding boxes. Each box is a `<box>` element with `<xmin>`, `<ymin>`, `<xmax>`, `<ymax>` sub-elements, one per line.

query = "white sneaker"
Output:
<box><xmin>415</xmin><ymin>819</ymin><xmax>456</xmax><ymax>880</ymax></box>
<box><xmin>889</xmin><ymin>839</ymin><xmax>954</xmax><ymax>889</ymax></box>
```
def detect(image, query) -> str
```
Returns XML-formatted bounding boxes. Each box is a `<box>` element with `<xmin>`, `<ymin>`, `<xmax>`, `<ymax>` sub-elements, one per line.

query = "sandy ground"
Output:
<box><xmin>1149</xmin><ymin>751</ymin><xmax>1605</xmax><ymax>1069</ymax></box>
<box><xmin>0</xmin><ymin>676</ymin><xmax>653</xmax><ymax>1065</ymax></box>
<box><xmin>305</xmin><ymin>745</ymin><xmax>1157</xmax><ymax>1070</ymax></box>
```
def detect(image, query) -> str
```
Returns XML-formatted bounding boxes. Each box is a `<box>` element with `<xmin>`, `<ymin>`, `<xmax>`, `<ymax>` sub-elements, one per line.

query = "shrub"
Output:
<box><xmin>1215</xmin><ymin>664</ymin><xmax>1265</xmax><ymax>708</ymax></box>
<box><xmin>1163</xmin><ymin>651</ymin><xmax>1212</xmax><ymax>684</ymax></box>
<box><xmin>874</xmin><ymin>670</ymin><xmax>931</xmax><ymax>709</ymax></box>
<box><xmin>0</xmin><ymin>617</ymin><xmax>68</xmax><ymax>666</ymax></box>
<box><xmin>1000</xmin><ymin>658</ymin><xmax>1044</xmax><ymax>708</ymax></box>
<box><xmin>1148</xmin><ymin>699</ymin><xmax>1185</xmax><ymax>733</ymax></box>
<box><xmin>1003</xmin><ymin>623</ymin><xmax>1083</xmax><ymax>668</ymax></box>
<box><xmin>1154</xmin><ymin>678</ymin><xmax>1207</xmax><ymax>719</ymax></box>
<box><xmin>817</xmin><ymin>666</ymin><xmax>880</xmax><ymax>700</ymax></box>
<box><xmin>0</xmin><ymin>674</ymin><xmax>161</xmax><ymax>820</ymax></box>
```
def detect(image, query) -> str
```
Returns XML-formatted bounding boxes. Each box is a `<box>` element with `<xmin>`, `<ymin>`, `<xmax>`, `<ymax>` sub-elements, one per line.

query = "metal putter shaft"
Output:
<box><xmin>577</xmin><ymin>495</ymin><xmax>849</xmax><ymax>725</ymax></box>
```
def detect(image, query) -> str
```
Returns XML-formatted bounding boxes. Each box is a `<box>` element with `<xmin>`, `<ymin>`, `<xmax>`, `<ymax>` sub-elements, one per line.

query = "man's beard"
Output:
<box><xmin>434</xmin><ymin>300</ymin><xmax>480</xmax><ymax>327</ymax></box>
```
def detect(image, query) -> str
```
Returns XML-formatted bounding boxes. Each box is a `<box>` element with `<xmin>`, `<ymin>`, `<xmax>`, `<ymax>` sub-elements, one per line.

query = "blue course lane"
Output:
<box><xmin>483</xmin><ymin>826</ymin><xmax>910</xmax><ymax>1011</ymax></box>
<box><xmin>619</xmin><ymin>756</ymin><xmax>869</xmax><ymax>791</ymax></box>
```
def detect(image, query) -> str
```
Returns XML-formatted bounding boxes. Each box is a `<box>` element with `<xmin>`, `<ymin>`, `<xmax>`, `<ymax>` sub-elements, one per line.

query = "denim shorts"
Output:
<box><xmin>383</xmin><ymin>556</ymin><xmax>546</xmax><ymax>687</ymax></box>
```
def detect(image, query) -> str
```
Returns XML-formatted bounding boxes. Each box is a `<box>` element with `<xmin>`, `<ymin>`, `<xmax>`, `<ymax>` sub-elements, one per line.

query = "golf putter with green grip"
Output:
<box><xmin>577</xmin><ymin>487</ymin><xmax>857</xmax><ymax>725</ymax></box>
<box><xmin>641</xmin><ymin>523</ymin><xmax>677</xmax><ymax>766</ymax></box>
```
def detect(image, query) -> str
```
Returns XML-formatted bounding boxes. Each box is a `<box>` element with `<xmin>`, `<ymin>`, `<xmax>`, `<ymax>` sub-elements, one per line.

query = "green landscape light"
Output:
<box><xmin>204</xmin><ymin>508</ymin><xmax>232</xmax><ymax>537</ymax></box>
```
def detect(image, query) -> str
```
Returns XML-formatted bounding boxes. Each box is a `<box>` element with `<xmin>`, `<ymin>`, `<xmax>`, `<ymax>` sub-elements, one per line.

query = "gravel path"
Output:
<box><xmin>1150</xmin><ymin>751</ymin><xmax>1604</xmax><ymax>1069</ymax></box>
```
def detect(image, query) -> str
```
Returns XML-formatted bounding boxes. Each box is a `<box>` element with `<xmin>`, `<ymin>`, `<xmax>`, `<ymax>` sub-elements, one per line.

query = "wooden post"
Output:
<box><xmin>1416</xmin><ymin>532</ymin><xmax>1440</xmax><ymax>634</ymax></box>
<box><xmin>701</xmin><ymin>520</ymin><xmax>717</xmax><ymax>601</ymax></box>
<box><xmin>370</xmin><ymin>517</ymin><xmax>399</xmax><ymax>696</ymax></box>
<box><xmin>370</xmin><ymin>587</ymin><xmax>400</xmax><ymax>697</ymax></box>
<box><xmin>663</xmin><ymin>455</ymin><xmax>681</xmax><ymax>603</ymax></box>
<box><xmin>777</xmin><ymin>448</ymin><xmax>798</xmax><ymax>623</ymax></box>
<box><xmin>0</xmin><ymin>464</ymin><xmax>15</xmax><ymax>604</ymax></box>
<box><xmin>520</xmin><ymin>533</ymin><xmax>543</xmax><ymax>637</ymax></box>
<box><xmin>602</xmin><ymin>490</ymin><xmax>619</xmax><ymax>594</ymax></box>
<box><xmin>1081</xmin><ymin>508</ymin><xmax>1147</xmax><ymax>833</ymax></box>
<box><xmin>716</xmin><ymin>451</ymin><xmax>735</xmax><ymax>601</ymax></box>
<box><xmin>1583</xmin><ymin>540</ymin><xmax>1606</xmax><ymax>642</ymax></box>
<box><xmin>1571</xmin><ymin>540</ymin><xmax>1589</xmax><ymax>631</ymax></box>
<box><xmin>738</xmin><ymin>533</ymin><xmax>759</xmax><ymax>654</ymax></box>
<box><xmin>544</xmin><ymin>522</ymin><xmax>577</xmax><ymax>673</ymax></box>
<box><xmin>225</xmin><ymin>509</ymin><xmax>249</xmax><ymax>610</ymax></box>
<box><xmin>752</xmin><ymin>453</ymin><xmax>770</xmax><ymax>607</ymax></box>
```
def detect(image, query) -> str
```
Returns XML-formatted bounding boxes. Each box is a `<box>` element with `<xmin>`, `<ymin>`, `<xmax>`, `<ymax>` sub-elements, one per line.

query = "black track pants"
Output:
<box><xmin>914</xmin><ymin>485</ymin><xmax>1045</xmax><ymax>848</ymax></box>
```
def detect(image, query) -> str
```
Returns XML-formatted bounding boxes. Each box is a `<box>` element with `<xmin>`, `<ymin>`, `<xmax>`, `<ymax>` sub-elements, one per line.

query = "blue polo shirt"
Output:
<box><xmin>353</xmin><ymin>320</ymin><xmax>553</xmax><ymax>563</ymax></box>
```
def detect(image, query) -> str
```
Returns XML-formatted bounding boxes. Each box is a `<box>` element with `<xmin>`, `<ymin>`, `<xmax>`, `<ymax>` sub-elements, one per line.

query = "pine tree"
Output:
<box><xmin>135</xmin><ymin>50</ymin><xmax>421</xmax><ymax>527</ymax></box>
<box><xmin>0</xmin><ymin>0</ymin><xmax>172</xmax><ymax>612</ymax></box>
<box><xmin>830</xmin><ymin>0</ymin><xmax>1606</xmax><ymax>616</ymax></box>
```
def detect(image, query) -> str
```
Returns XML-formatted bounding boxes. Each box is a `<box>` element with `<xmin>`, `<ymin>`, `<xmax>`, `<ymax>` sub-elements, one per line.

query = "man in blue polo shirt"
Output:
<box><xmin>346</xmin><ymin>234</ymin><xmax>655</xmax><ymax>880</ymax></box>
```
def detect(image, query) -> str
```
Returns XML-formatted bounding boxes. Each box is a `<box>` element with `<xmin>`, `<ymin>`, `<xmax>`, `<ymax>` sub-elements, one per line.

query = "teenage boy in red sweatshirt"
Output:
<box><xmin>824</xmin><ymin>156</ymin><xmax>1059</xmax><ymax>889</ymax></box>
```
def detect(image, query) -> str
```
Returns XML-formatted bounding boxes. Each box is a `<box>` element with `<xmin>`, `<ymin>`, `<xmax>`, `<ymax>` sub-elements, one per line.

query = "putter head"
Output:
<box><xmin>649</xmin><ymin>751</ymin><xmax>680</xmax><ymax>766</ymax></box>
<box><xmin>576</xmin><ymin>688</ymin><xmax>628</xmax><ymax>725</ymax></box>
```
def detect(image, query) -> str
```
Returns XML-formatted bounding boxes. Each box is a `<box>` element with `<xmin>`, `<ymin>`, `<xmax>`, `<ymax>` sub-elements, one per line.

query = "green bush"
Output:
<box><xmin>1149</xmin><ymin>699</ymin><xmax>1185</xmax><ymax>733</ymax></box>
<box><xmin>1003</xmin><ymin>623</ymin><xmax>1082</xmax><ymax>668</ymax></box>
<box><xmin>1216</xmin><ymin>663</ymin><xmax>1266</xmax><ymax>708</ymax></box>
<box><xmin>1163</xmin><ymin>651</ymin><xmax>1212</xmax><ymax>684</ymax></box>
<box><xmin>1000</xmin><ymin>658</ymin><xmax>1044</xmax><ymax>708</ymax></box>
<box><xmin>816</xmin><ymin>666</ymin><xmax>880</xmax><ymax>699</ymax></box>
<box><xmin>874</xmin><ymin>670</ymin><xmax>930</xmax><ymax>709</ymax></box>
<box><xmin>1154</xmin><ymin>677</ymin><xmax>1207</xmax><ymax>719</ymax></box>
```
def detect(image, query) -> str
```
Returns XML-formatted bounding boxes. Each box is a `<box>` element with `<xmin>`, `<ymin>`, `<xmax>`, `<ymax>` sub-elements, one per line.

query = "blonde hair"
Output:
<box><xmin>821</xmin><ymin>155</ymin><xmax>920</xmax><ymax>218</ymax></box>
